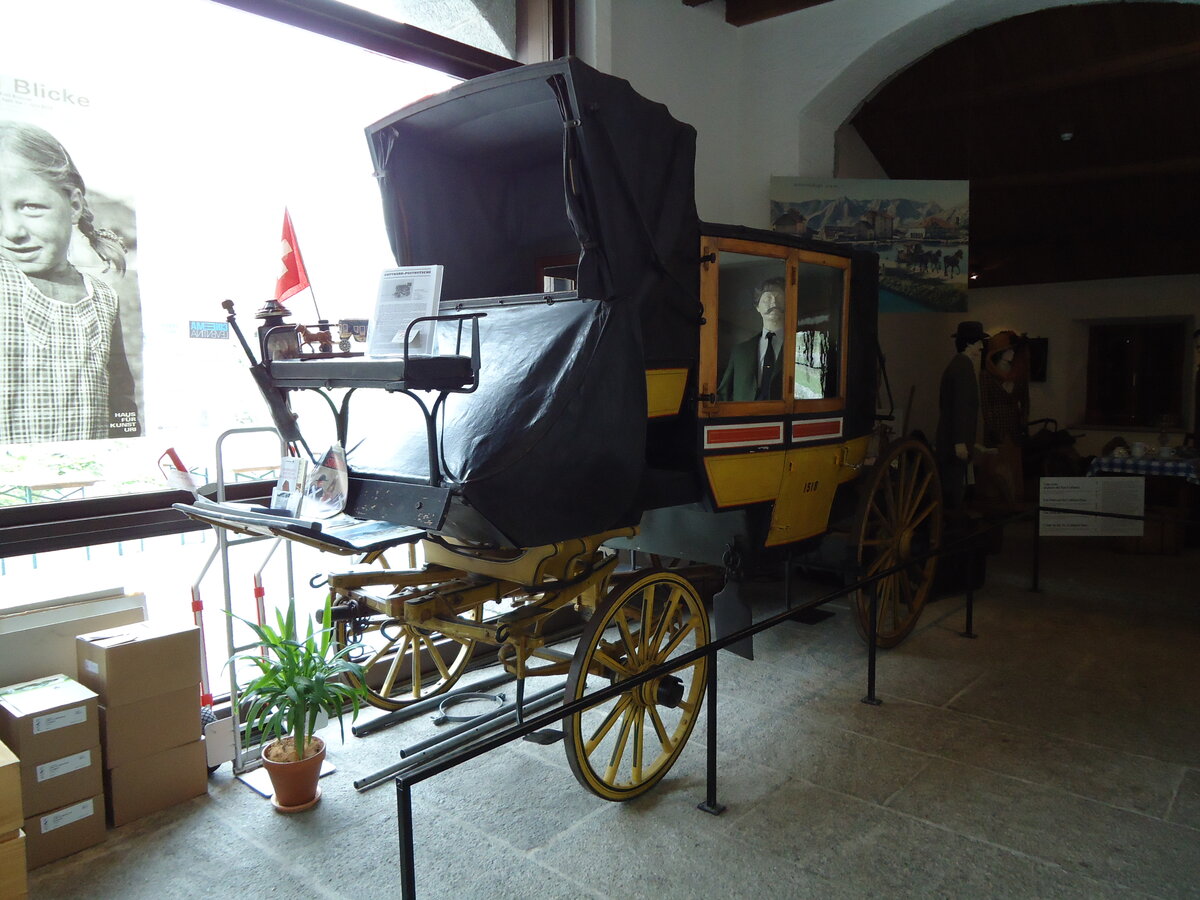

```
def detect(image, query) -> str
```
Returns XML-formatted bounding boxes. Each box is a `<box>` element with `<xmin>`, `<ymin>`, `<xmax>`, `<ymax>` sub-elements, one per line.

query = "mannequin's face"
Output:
<box><xmin>965</xmin><ymin>341</ymin><xmax>984</xmax><ymax>365</ymax></box>
<box><xmin>755</xmin><ymin>288</ymin><xmax>784</xmax><ymax>331</ymax></box>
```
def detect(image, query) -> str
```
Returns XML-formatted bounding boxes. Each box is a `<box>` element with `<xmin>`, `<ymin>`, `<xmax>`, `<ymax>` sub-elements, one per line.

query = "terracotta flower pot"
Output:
<box><xmin>261</xmin><ymin>736</ymin><xmax>325</xmax><ymax>813</ymax></box>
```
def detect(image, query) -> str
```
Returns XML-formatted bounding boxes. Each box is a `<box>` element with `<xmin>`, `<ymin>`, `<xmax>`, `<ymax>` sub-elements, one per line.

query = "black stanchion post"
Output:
<box><xmin>698</xmin><ymin>648</ymin><xmax>725</xmax><ymax>815</ymax></box>
<box><xmin>1031</xmin><ymin>509</ymin><xmax>1042</xmax><ymax>593</ymax></box>
<box><xmin>397</xmin><ymin>778</ymin><xmax>417</xmax><ymax>900</ymax></box>
<box><xmin>960</xmin><ymin>532</ymin><xmax>978</xmax><ymax>639</ymax></box>
<box><xmin>862</xmin><ymin>586</ymin><xmax>882</xmax><ymax>706</ymax></box>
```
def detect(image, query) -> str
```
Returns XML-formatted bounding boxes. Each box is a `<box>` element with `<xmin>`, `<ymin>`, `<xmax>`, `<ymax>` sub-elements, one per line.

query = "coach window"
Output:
<box><xmin>794</xmin><ymin>255</ymin><xmax>849</xmax><ymax>402</ymax></box>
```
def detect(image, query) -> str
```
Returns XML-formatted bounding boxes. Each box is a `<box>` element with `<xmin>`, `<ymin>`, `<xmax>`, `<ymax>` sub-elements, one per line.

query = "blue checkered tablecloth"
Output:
<box><xmin>1087</xmin><ymin>455</ymin><xmax>1200</xmax><ymax>485</ymax></box>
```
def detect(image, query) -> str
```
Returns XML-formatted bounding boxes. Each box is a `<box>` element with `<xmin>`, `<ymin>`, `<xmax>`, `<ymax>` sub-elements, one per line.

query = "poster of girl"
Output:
<box><xmin>0</xmin><ymin>120</ymin><xmax>140</xmax><ymax>443</ymax></box>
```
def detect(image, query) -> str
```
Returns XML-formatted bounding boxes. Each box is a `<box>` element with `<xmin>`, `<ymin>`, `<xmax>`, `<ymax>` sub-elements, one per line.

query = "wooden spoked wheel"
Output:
<box><xmin>564</xmin><ymin>571</ymin><xmax>710</xmax><ymax>801</ymax></box>
<box><xmin>851</xmin><ymin>439</ymin><xmax>943</xmax><ymax>648</ymax></box>
<box><xmin>333</xmin><ymin>607</ymin><xmax>482</xmax><ymax>711</ymax></box>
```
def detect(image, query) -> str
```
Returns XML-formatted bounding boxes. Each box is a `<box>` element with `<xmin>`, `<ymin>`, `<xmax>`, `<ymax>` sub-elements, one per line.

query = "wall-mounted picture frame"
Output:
<box><xmin>770</xmin><ymin>177</ymin><xmax>969</xmax><ymax>313</ymax></box>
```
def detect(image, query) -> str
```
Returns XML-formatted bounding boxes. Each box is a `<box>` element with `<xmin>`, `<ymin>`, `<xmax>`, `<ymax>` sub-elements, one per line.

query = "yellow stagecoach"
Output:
<box><xmin>179</xmin><ymin>58</ymin><xmax>941</xmax><ymax>801</ymax></box>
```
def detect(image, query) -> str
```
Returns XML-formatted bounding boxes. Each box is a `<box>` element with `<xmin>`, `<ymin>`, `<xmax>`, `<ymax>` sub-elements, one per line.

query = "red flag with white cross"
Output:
<box><xmin>275</xmin><ymin>209</ymin><xmax>310</xmax><ymax>302</ymax></box>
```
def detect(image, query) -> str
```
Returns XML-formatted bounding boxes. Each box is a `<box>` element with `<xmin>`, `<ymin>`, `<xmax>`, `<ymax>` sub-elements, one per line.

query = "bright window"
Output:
<box><xmin>0</xmin><ymin>0</ymin><xmax>458</xmax><ymax>508</ymax></box>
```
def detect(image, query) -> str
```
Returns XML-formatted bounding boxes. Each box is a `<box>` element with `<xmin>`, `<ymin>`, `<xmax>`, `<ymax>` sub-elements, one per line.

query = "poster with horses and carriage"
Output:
<box><xmin>769</xmin><ymin>177</ymin><xmax>969</xmax><ymax>313</ymax></box>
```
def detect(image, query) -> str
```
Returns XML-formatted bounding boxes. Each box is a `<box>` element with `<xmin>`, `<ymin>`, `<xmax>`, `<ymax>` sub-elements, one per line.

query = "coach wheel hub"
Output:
<box><xmin>642</xmin><ymin>674</ymin><xmax>684</xmax><ymax>709</ymax></box>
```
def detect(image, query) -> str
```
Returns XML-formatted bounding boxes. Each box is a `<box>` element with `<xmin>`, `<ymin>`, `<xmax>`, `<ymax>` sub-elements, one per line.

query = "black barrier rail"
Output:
<box><xmin>389</xmin><ymin>510</ymin><xmax>1025</xmax><ymax>899</ymax></box>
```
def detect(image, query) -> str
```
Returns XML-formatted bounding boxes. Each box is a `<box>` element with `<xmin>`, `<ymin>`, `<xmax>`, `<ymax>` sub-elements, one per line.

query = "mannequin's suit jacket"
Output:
<box><xmin>718</xmin><ymin>333</ymin><xmax>782</xmax><ymax>401</ymax></box>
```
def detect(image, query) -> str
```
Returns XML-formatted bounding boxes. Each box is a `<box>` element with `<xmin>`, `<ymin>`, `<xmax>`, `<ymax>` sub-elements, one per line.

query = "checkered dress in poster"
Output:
<box><xmin>0</xmin><ymin>71</ymin><xmax>142</xmax><ymax>444</ymax></box>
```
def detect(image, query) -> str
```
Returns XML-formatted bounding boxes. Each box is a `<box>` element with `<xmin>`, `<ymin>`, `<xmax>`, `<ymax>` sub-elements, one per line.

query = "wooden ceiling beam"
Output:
<box><xmin>720</xmin><ymin>0</ymin><xmax>837</xmax><ymax>27</ymax></box>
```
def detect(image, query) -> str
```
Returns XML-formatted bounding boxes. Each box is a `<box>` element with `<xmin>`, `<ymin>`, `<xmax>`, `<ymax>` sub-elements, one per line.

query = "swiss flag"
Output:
<box><xmin>275</xmin><ymin>209</ymin><xmax>310</xmax><ymax>302</ymax></box>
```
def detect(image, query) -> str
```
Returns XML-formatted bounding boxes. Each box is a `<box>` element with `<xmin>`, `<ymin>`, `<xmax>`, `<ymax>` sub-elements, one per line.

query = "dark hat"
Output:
<box><xmin>952</xmin><ymin>321</ymin><xmax>989</xmax><ymax>344</ymax></box>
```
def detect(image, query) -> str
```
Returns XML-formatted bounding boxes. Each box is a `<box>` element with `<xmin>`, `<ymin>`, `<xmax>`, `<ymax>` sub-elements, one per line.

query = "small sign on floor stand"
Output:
<box><xmin>1039</xmin><ymin>477</ymin><xmax>1144</xmax><ymax>536</ymax></box>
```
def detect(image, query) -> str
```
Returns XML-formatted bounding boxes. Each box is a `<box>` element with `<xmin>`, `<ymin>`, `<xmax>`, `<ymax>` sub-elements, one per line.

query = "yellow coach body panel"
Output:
<box><xmin>646</xmin><ymin>368</ymin><xmax>689</xmax><ymax>418</ymax></box>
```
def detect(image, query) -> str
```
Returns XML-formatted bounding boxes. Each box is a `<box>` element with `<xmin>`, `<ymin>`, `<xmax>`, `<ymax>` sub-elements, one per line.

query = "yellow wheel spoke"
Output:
<box><xmin>584</xmin><ymin>694</ymin><xmax>633</xmax><ymax>754</ymax></box>
<box><xmin>364</xmin><ymin>631</ymin><xmax>401</xmax><ymax>670</ymax></box>
<box><xmin>425</xmin><ymin>635</ymin><xmax>452</xmax><ymax>681</ymax></box>
<box><xmin>639</xmin><ymin>591</ymin><xmax>656</xmax><ymax>664</ymax></box>
<box><xmin>380</xmin><ymin>633</ymin><xmax>409</xmax><ymax>698</ymax></box>
<box><xmin>592</xmin><ymin>647</ymin><xmax>633</xmax><ymax>678</ymax></box>
<box><xmin>648</xmin><ymin>589</ymin><xmax>684</xmax><ymax>657</ymax></box>
<box><xmin>658</xmin><ymin>617</ymin><xmax>698</xmax><ymax>659</ymax></box>
<box><xmin>906</xmin><ymin>469</ymin><xmax>934</xmax><ymax>522</ymax></box>
<box><xmin>409</xmin><ymin>632</ymin><xmax>423</xmax><ymax>696</ymax></box>
<box><xmin>910</xmin><ymin>502</ymin><xmax>939</xmax><ymax>528</ymax></box>
<box><xmin>631</xmin><ymin>709</ymin><xmax>645</xmax><ymax>785</ymax></box>
<box><xmin>647</xmin><ymin>703</ymin><xmax>674</xmax><ymax>753</ymax></box>
<box><xmin>604</xmin><ymin>705</ymin><xmax>636</xmax><ymax>783</ymax></box>
<box><xmin>866</xmin><ymin>549</ymin><xmax>893</xmax><ymax>577</ymax></box>
<box><xmin>614</xmin><ymin>608</ymin><xmax>640</xmax><ymax>666</ymax></box>
<box><xmin>881</xmin><ymin>474</ymin><xmax>898</xmax><ymax>523</ymax></box>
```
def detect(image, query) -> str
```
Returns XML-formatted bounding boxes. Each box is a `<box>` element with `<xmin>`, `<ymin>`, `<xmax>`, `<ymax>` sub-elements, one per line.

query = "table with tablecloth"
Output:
<box><xmin>1087</xmin><ymin>455</ymin><xmax>1200</xmax><ymax>485</ymax></box>
<box><xmin>1087</xmin><ymin>454</ymin><xmax>1199</xmax><ymax>551</ymax></box>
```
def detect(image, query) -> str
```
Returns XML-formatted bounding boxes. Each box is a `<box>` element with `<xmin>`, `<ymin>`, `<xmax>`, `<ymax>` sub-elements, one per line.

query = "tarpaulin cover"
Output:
<box><xmin>354</xmin><ymin>58</ymin><xmax>701</xmax><ymax>547</ymax></box>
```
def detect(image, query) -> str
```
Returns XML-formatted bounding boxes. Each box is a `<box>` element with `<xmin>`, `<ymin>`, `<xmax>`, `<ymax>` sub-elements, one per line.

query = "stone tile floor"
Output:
<box><xmin>28</xmin><ymin>522</ymin><xmax>1200</xmax><ymax>899</ymax></box>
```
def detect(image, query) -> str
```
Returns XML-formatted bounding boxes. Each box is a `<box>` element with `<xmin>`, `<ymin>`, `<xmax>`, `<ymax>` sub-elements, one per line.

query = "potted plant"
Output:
<box><xmin>230</xmin><ymin>595</ymin><xmax>366</xmax><ymax>812</ymax></box>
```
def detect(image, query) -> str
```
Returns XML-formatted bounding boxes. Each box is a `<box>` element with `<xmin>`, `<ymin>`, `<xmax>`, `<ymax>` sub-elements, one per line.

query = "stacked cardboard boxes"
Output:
<box><xmin>76</xmin><ymin>621</ymin><xmax>208</xmax><ymax>826</ymax></box>
<box><xmin>1</xmin><ymin>738</ymin><xmax>28</xmax><ymax>898</ymax></box>
<box><xmin>0</xmin><ymin>675</ymin><xmax>106</xmax><ymax>870</ymax></box>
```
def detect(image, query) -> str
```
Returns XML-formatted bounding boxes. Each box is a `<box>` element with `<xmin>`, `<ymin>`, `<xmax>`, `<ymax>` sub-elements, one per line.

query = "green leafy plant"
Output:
<box><xmin>229</xmin><ymin>595</ymin><xmax>366</xmax><ymax>761</ymax></box>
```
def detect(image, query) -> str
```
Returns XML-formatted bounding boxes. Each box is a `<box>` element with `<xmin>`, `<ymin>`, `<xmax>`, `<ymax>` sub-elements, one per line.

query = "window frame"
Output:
<box><xmin>1082</xmin><ymin>317</ymin><xmax>1189</xmax><ymax>430</ymax></box>
<box><xmin>699</xmin><ymin>236</ymin><xmax>852</xmax><ymax>418</ymax></box>
<box><xmin>0</xmin><ymin>0</ymin><xmax>572</xmax><ymax>559</ymax></box>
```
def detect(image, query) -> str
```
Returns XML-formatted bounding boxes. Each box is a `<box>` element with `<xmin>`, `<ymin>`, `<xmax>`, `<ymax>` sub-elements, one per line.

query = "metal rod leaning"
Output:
<box><xmin>356</xmin><ymin>682</ymin><xmax>564</xmax><ymax>791</ymax></box>
<box><xmin>352</xmin><ymin>669</ymin><xmax>515</xmax><ymax>738</ymax></box>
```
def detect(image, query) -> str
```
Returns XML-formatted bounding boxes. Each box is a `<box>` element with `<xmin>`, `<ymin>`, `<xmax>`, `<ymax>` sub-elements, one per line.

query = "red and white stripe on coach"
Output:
<box><xmin>703</xmin><ymin>421</ymin><xmax>785</xmax><ymax>450</ymax></box>
<box><xmin>790</xmin><ymin>418</ymin><xmax>843</xmax><ymax>442</ymax></box>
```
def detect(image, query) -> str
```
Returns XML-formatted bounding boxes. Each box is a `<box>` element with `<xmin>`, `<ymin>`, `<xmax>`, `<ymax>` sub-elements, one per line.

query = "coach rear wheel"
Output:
<box><xmin>851</xmin><ymin>439</ymin><xmax>943</xmax><ymax>648</ymax></box>
<box><xmin>333</xmin><ymin>607</ymin><xmax>481</xmax><ymax>711</ymax></box>
<box><xmin>564</xmin><ymin>571</ymin><xmax>710</xmax><ymax>801</ymax></box>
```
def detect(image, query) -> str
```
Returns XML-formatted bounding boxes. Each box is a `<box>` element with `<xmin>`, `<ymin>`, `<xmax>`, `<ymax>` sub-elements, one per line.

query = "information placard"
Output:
<box><xmin>1039</xmin><ymin>477</ymin><xmax>1144</xmax><ymax>536</ymax></box>
<box><xmin>367</xmin><ymin>266</ymin><xmax>443</xmax><ymax>358</ymax></box>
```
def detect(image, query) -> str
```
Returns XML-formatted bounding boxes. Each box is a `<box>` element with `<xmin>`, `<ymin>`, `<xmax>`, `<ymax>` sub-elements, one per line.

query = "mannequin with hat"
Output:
<box><xmin>937</xmin><ymin>320</ymin><xmax>989</xmax><ymax>509</ymax></box>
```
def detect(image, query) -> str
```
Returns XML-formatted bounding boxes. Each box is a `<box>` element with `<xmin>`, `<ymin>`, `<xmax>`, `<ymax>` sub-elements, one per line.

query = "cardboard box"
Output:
<box><xmin>0</xmin><ymin>830</ymin><xmax>28</xmax><ymax>898</ymax></box>
<box><xmin>104</xmin><ymin>740</ymin><xmax>207</xmax><ymax>827</ymax></box>
<box><xmin>0</xmin><ymin>740</ymin><xmax>19</xmax><ymax>839</ymax></box>
<box><xmin>76</xmin><ymin>621</ymin><xmax>200</xmax><ymax>707</ymax></box>
<box><xmin>22</xmin><ymin>794</ymin><xmax>105</xmax><ymax>869</ymax></box>
<box><xmin>100</xmin><ymin>685</ymin><xmax>200</xmax><ymax>769</ymax></box>
<box><xmin>0</xmin><ymin>592</ymin><xmax>145</xmax><ymax>688</ymax></box>
<box><xmin>0</xmin><ymin>676</ymin><xmax>98</xmax><ymax>766</ymax></box>
<box><xmin>18</xmin><ymin>745</ymin><xmax>102</xmax><ymax>819</ymax></box>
